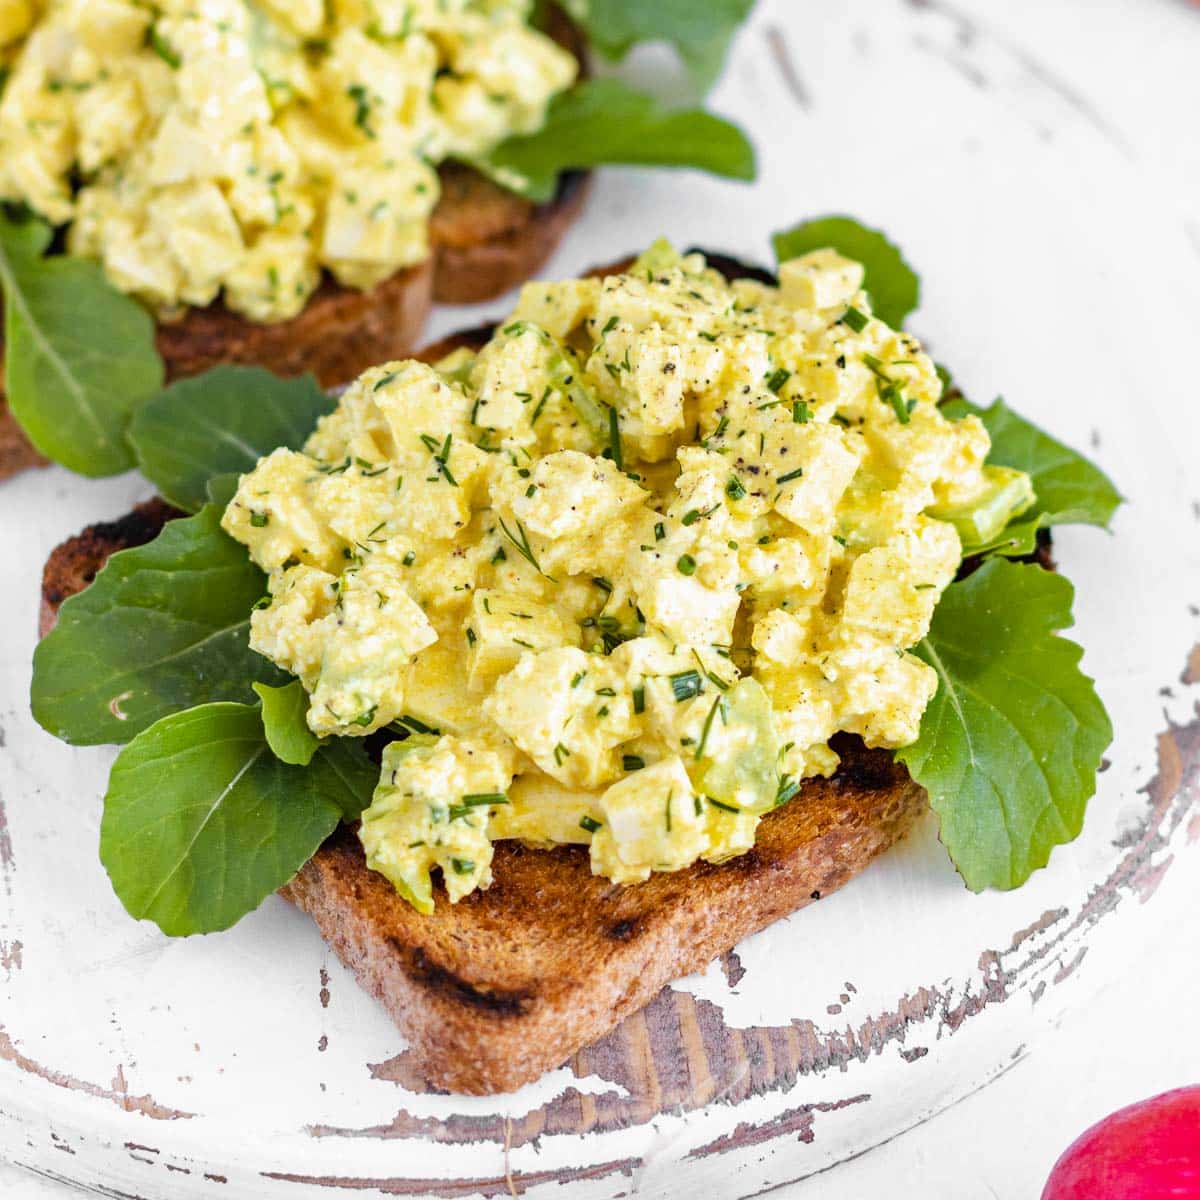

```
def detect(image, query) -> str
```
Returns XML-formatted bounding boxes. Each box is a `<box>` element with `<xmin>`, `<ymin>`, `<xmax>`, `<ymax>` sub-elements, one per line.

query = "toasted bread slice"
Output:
<box><xmin>39</xmin><ymin>345</ymin><xmax>926</xmax><ymax>1095</ymax></box>
<box><xmin>39</xmin><ymin>509</ymin><xmax>922</xmax><ymax>1095</ymax></box>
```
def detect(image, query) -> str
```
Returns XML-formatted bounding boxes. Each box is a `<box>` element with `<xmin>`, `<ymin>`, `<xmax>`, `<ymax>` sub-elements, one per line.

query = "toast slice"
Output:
<box><xmin>39</xmin><ymin>516</ymin><xmax>922</xmax><ymax>1095</ymax></box>
<box><xmin>38</xmin><ymin>303</ymin><xmax>926</xmax><ymax>1090</ymax></box>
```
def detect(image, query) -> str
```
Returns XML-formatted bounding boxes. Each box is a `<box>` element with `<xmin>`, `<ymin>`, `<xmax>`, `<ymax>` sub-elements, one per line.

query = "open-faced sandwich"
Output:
<box><xmin>0</xmin><ymin>0</ymin><xmax>755</xmax><ymax>479</ymax></box>
<box><xmin>32</xmin><ymin>218</ymin><xmax>1121</xmax><ymax>1093</ymax></box>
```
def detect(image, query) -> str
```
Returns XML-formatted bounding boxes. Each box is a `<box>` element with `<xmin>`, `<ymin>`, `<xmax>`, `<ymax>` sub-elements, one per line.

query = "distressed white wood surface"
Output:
<box><xmin>3</xmin><ymin>0</ymin><xmax>1200</xmax><ymax>1196</ymax></box>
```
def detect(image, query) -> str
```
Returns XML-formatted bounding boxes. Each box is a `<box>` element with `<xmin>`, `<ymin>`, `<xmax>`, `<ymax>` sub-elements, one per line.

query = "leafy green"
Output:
<box><xmin>557</xmin><ymin>0</ymin><xmax>756</xmax><ymax>95</ymax></box>
<box><xmin>205</xmin><ymin>472</ymin><xmax>242</xmax><ymax>508</ymax></box>
<box><xmin>32</xmin><ymin>503</ymin><xmax>285</xmax><ymax>746</ymax></box>
<box><xmin>129</xmin><ymin>366</ymin><xmax>333</xmax><ymax>513</ymax></box>
<box><xmin>943</xmin><ymin>397</ymin><xmax>1122</xmax><ymax>556</ymax></box>
<box><xmin>897</xmin><ymin>559</ymin><xmax>1112</xmax><ymax>891</ymax></box>
<box><xmin>100</xmin><ymin>702</ymin><xmax>376</xmax><ymax>935</ymax></box>
<box><xmin>475</xmin><ymin>79</ymin><xmax>755</xmax><ymax>203</ymax></box>
<box><xmin>772</xmin><ymin>216</ymin><xmax>920</xmax><ymax>328</ymax></box>
<box><xmin>254</xmin><ymin>680</ymin><xmax>319</xmax><ymax>766</ymax></box>
<box><xmin>0</xmin><ymin>210</ymin><xmax>163</xmax><ymax>477</ymax></box>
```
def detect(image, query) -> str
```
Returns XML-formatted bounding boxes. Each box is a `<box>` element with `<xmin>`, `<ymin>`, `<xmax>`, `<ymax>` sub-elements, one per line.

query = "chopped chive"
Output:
<box><xmin>373</xmin><ymin>370</ymin><xmax>399</xmax><ymax>392</ymax></box>
<box><xmin>451</xmin><ymin>858</ymin><xmax>476</xmax><ymax>875</ymax></box>
<box><xmin>792</xmin><ymin>400</ymin><xmax>811</xmax><ymax>424</ymax></box>
<box><xmin>579</xmin><ymin>815</ymin><xmax>602</xmax><ymax>833</ymax></box>
<box><xmin>148</xmin><ymin>27</ymin><xmax>181</xmax><ymax>68</ymax></box>
<box><xmin>682</xmin><ymin>509</ymin><xmax>701</xmax><ymax>526</ymax></box>
<box><xmin>707</xmin><ymin>796</ymin><xmax>741</xmax><ymax>814</ymax></box>
<box><xmin>776</xmin><ymin>776</ymin><xmax>801</xmax><ymax>807</ymax></box>
<box><xmin>530</xmin><ymin>386</ymin><xmax>552</xmax><ymax>424</ymax></box>
<box><xmin>695</xmin><ymin>695</ymin><xmax>726</xmax><ymax>761</ymax></box>
<box><xmin>669</xmin><ymin>670</ymin><xmax>702</xmax><ymax>702</ymax></box>
<box><xmin>622</xmin><ymin>754</ymin><xmax>645</xmax><ymax>771</ymax></box>
<box><xmin>553</xmin><ymin>742</ymin><xmax>572</xmax><ymax>765</ymax></box>
<box><xmin>841</xmin><ymin>306</ymin><xmax>869</xmax><ymax>333</ymax></box>
<box><xmin>498</xmin><ymin>516</ymin><xmax>553</xmax><ymax>579</ymax></box>
<box><xmin>777</xmin><ymin>467</ymin><xmax>804</xmax><ymax>486</ymax></box>
<box><xmin>601</xmin><ymin>315</ymin><xmax>619</xmax><ymax>335</ymax></box>
<box><xmin>607</xmin><ymin>406</ymin><xmax>623</xmax><ymax>469</ymax></box>
<box><xmin>249</xmin><ymin>511</ymin><xmax>269</xmax><ymax>528</ymax></box>
<box><xmin>766</xmin><ymin>367</ymin><xmax>791</xmax><ymax>394</ymax></box>
<box><xmin>725</xmin><ymin>475</ymin><xmax>746</xmax><ymax>500</ymax></box>
<box><xmin>632</xmin><ymin>684</ymin><xmax>646</xmax><ymax>714</ymax></box>
<box><xmin>676</xmin><ymin>554</ymin><xmax>697</xmax><ymax>575</ymax></box>
<box><xmin>654</xmin><ymin>521</ymin><xmax>666</xmax><ymax>541</ymax></box>
<box><xmin>448</xmin><ymin>793</ymin><xmax>510</xmax><ymax>820</ymax></box>
<box><xmin>350</xmin><ymin>705</ymin><xmax>378</xmax><ymax>728</ymax></box>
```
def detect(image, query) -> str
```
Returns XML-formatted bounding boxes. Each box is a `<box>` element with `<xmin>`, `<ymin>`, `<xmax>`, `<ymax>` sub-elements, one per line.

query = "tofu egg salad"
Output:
<box><xmin>222</xmin><ymin>242</ymin><xmax>1034</xmax><ymax>913</ymax></box>
<box><xmin>0</xmin><ymin>0</ymin><xmax>576</xmax><ymax>322</ymax></box>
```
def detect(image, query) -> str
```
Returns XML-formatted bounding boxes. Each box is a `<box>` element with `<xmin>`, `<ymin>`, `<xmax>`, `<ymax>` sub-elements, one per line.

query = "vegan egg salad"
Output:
<box><xmin>222</xmin><ymin>243</ymin><xmax>1034</xmax><ymax>912</ymax></box>
<box><xmin>0</xmin><ymin>0</ymin><xmax>576</xmax><ymax>321</ymax></box>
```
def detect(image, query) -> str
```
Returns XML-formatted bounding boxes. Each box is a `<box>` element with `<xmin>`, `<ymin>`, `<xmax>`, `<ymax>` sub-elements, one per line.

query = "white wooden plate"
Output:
<box><xmin>3</xmin><ymin>0</ymin><xmax>1200</xmax><ymax>1195</ymax></box>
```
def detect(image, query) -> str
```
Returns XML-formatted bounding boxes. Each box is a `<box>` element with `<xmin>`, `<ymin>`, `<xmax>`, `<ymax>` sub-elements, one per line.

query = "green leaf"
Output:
<box><xmin>100</xmin><ymin>702</ymin><xmax>376</xmax><ymax>935</ymax></box>
<box><xmin>128</xmin><ymin>366</ymin><xmax>333</xmax><ymax>513</ymax></box>
<box><xmin>897</xmin><ymin>559</ymin><xmax>1112</xmax><ymax>891</ymax></box>
<box><xmin>942</xmin><ymin>397</ymin><xmax>1123</xmax><ymax>556</ymax></box>
<box><xmin>474</xmin><ymin>79</ymin><xmax>755</xmax><ymax>203</ymax></box>
<box><xmin>32</xmin><ymin>503</ymin><xmax>285</xmax><ymax>745</ymax></box>
<box><xmin>254</xmin><ymin>680</ymin><xmax>319</xmax><ymax>766</ymax></box>
<box><xmin>559</xmin><ymin>0</ymin><xmax>756</xmax><ymax>95</ymax></box>
<box><xmin>0</xmin><ymin>210</ymin><xmax>163</xmax><ymax>477</ymax></box>
<box><xmin>772</xmin><ymin>216</ymin><xmax>920</xmax><ymax>328</ymax></box>
<box><xmin>205</xmin><ymin>472</ymin><xmax>242</xmax><ymax>508</ymax></box>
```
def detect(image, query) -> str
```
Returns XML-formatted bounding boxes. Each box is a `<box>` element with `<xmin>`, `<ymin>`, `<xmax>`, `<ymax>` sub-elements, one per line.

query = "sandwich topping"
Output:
<box><xmin>0</xmin><ymin>0</ymin><xmax>576</xmax><ymax>322</ymax></box>
<box><xmin>222</xmin><ymin>243</ymin><xmax>1035</xmax><ymax>911</ymax></box>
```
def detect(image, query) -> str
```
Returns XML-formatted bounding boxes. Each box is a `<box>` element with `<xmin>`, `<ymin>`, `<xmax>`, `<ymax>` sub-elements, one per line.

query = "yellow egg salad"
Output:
<box><xmin>222</xmin><ymin>242</ymin><xmax>1033</xmax><ymax>912</ymax></box>
<box><xmin>0</xmin><ymin>0</ymin><xmax>576</xmax><ymax>322</ymax></box>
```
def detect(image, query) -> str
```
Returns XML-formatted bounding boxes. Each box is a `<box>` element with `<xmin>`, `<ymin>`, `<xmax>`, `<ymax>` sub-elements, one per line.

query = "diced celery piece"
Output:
<box><xmin>930</xmin><ymin>466</ymin><xmax>1036</xmax><ymax>549</ymax></box>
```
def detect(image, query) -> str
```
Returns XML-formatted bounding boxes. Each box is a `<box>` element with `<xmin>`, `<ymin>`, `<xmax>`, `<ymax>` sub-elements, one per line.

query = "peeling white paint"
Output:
<box><xmin>2</xmin><ymin>0</ymin><xmax>1200</xmax><ymax>1196</ymax></box>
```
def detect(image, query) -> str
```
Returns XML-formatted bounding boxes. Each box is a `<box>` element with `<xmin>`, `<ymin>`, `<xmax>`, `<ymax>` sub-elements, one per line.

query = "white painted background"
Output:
<box><xmin>3</xmin><ymin>0</ymin><xmax>1200</xmax><ymax>1195</ymax></box>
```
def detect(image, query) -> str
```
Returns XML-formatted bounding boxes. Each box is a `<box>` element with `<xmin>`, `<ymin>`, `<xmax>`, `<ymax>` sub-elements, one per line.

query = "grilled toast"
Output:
<box><xmin>39</xmin><ymin>503</ymin><xmax>923</xmax><ymax>1095</ymax></box>
<box><xmin>38</xmin><ymin>289</ymin><xmax>928</xmax><ymax>1092</ymax></box>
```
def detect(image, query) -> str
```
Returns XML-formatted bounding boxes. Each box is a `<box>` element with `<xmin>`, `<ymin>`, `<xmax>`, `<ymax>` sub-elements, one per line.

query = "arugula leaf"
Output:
<box><xmin>254</xmin><ymin>680</ymin><xmax>319</xmax><ymax>766</ymax></box>
<box><xmin>943</xmin><ymin>397</ymin><xmax>1122</xmax><ymax>556</ymax></box>
<box><xmin>557</xmin><ymin>0</ymin><xmax>756</xmax><ymax>95</ymax></box>
<box><xmin>32</xmin><ymin>503</ymin><xmax>285</xmax><ymax>746</ymax></box>
<box><xmin>100</xmin><ymin>702</ymin><xmax>376</xmax><ymax>935</ymax></box>
<box><xmin>897</xmin><ymin>559</ymin><xmax>1112</xmax><ymax>891</ymax></box>
<box><xmin>0</xmin><ymin>210</ymin><xmax>163</xmax><ymax>477</ymax></box>
<box><xmin>475</xmin><ymin>79</ymin><xmax>755</xmax><ymax>203</ymax></box>
<box><xmin>129</xmin><ymin>366</ymin><xmax>333</xmax><ymax>513</ymax></box>
<box><xmin>205</xmin><ymin>472</ymin><xmax>242</xmax><ymax>508</ymax></box>
<box><xmin>772</xmin><ymin>216</ymin><xmax>920</xmax><ymax>328</ymax></box>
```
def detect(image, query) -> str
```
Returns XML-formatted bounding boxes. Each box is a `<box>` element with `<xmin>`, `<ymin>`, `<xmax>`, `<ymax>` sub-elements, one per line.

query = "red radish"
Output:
<box><xmin>1042</xmin><ymin>1086</ymin><xmax>1200</xmax><ymax>1199</ymax></box>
